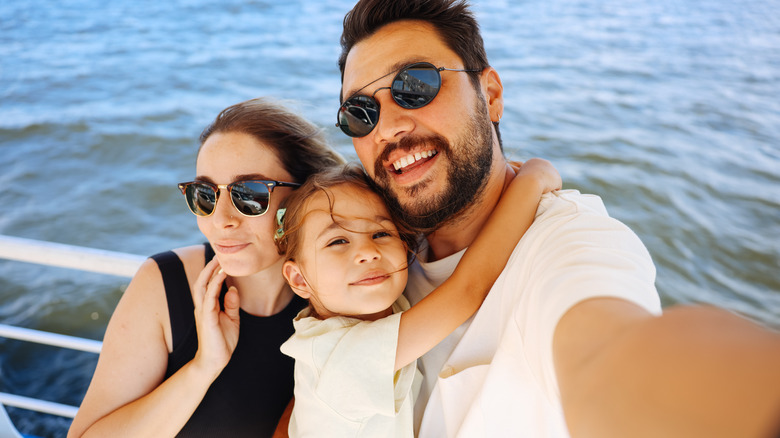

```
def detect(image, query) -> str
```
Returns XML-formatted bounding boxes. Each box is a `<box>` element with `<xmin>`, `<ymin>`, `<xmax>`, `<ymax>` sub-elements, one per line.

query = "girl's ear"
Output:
<box><xmin>283</xmin><ymin>260</ymin><xmax>311</xmax><ymax>299</ymax></box>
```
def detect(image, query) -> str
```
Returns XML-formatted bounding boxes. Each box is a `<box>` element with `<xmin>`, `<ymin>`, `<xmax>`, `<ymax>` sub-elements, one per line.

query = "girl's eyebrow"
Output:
<box><xmin>316</xmin><ymin>215</ymin><xmax>394</xmax><ymax>240</ymax></box>
<box><xmin>317</xmin><ymin>221</ymin><xmax>346</xmax><ymax>240</ymax></box>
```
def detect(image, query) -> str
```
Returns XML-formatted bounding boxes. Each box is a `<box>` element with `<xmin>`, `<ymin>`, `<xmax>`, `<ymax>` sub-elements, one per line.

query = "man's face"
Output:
<box><xmin>342</xmin><ymin>20</ymin><xmax>497</xmax><ymax>231</ymax></box>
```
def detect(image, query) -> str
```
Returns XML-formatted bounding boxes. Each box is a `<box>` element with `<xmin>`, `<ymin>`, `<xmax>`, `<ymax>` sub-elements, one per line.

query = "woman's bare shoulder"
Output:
<box><xmin>171</xmin><ymin>244</ymin><xmax>208</xmax><ymax>263</ymax></box>
<box><xmin>170</xmin><ymin>244</ymin><xmax>209</xmax><ymax>287</ymax></box>
<box><xmin>113</xmin><ymin>244</ymin><xmax>206</xmax><ymax>354</ymax></box>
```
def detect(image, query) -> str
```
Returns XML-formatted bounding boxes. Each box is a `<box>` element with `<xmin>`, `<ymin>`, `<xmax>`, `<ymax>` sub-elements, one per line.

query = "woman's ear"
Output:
<box><xmin>283</xmin><ymin>260</ymin><xmax>311</xmax><ymax>299</ymax></box>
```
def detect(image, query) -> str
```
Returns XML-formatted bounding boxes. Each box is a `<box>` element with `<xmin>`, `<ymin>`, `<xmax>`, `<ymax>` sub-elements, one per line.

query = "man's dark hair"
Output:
<box><xmin>339</xmin><ymin>0</ymin><xmax>488</xmax><ymax>83</ymax></box>
<box><xmin>338</xmin><ymin>0</ymin><xmax>501</xmax><ymax>146</ymax></box>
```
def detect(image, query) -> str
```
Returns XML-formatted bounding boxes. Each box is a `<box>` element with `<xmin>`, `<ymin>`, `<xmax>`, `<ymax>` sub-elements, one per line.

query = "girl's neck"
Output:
<box><xmin>228</xmin><ymin>258</ymin><xmax>294</xmax><ymax>317</ymax></box>
<box><xmin>312</xmin><ymin>304</ymin><xmax>394</xmax><ymax>322</ymax></box>
<box><xmin>359</xmin><ymin>306</ymin><xmax>394</xmax><ymax>322</ymax></box>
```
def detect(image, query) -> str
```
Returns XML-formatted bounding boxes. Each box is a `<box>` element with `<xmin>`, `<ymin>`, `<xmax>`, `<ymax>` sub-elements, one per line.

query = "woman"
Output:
<box><xmin>68</xmin><ymin>98</ymin><xmax>345</xmax><ymax>437</ymax></box>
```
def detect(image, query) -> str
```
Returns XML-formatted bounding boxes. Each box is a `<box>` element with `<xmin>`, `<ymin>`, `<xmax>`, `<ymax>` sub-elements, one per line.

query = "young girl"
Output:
<box><xmin>274</xmin><ymin>160</ymin><xmax>560</xmax><ymax>437</ymax></box>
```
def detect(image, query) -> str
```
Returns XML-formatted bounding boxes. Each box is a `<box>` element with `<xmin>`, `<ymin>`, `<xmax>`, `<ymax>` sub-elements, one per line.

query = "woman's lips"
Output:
<box><xmin>213</xmin><ymin>242</ymin><xmax>250</xmax><ymax>254</ymax></box>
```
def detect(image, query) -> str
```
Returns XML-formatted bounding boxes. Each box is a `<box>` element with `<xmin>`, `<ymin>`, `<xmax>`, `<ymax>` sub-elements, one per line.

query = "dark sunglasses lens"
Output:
<box><xmin>185</xmin><ymin>183</ymin><xmax>216</xmax><ymax>216</ymax></box>
<box><xmin>338</xmin><ymin>96</ymin><xmax>379</xmax><ymax>137</ymax></box>
<box><xmin>230</xmin><ymin>182</ymin><xmax>270</xmax><ymax>216</ymax></box>
<box><xmin>392</xmin><ymin>65</ymin><xmax>441</xmax><ymax>109</ymax></box>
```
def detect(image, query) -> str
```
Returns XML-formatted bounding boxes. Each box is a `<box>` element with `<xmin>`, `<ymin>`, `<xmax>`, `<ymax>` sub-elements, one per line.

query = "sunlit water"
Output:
<box><xmin>1</xmin><ymin>0</ymin><xmax>778</xmax><ymax>436</ymax></box>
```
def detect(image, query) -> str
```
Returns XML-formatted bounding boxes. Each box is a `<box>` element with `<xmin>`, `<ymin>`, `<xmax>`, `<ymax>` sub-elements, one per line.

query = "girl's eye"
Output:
<box><xmin>372</xmin><ymin>230</ymin><xmax>392</xmax><ymax>239</ymax></box>
<box><xmin>326</xmin><ymin>238</ymin><xmax>348</xmax><ymax>247</ymax></box>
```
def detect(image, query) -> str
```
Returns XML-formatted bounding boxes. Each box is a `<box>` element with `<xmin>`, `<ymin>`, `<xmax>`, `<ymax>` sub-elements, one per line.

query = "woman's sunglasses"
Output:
<box><xmin>178</xmin><ymin>180</ymin><xmax>300</xmax><ymax>217</ymax></box>
<box><xmin>336</xmin><ymin>62</ymin><xmax>480</xmax><ymax>138</ymax></box>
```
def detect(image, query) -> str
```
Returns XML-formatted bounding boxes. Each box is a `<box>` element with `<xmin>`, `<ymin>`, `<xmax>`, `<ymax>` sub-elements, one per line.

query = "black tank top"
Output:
<box><xmin>151</xmin><ymin>244</ymin><xmax>306</xmax><ymax>437</ymax></box>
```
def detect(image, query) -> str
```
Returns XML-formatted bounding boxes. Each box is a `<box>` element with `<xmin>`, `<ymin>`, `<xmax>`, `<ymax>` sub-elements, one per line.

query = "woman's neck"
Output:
<box><xmin>227</xmin><ymin>258</ymin><xmax>294</xmax><ymax>317</ymax></box>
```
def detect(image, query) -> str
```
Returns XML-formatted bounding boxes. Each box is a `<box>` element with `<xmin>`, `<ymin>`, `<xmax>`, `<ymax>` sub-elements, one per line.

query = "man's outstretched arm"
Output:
<box><xmin>554</xmin><ymin>297</ymin><xmax>780</xmax><ymax>438</ymax></box>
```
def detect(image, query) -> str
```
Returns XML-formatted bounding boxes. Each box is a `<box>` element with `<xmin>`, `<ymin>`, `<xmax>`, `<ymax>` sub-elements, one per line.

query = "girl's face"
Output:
<box><xmin>283</xmin><ymin>184</ymin><xmax>409</xmax><ymax>320</ymax></box>
<box><xmin>196</xmin><ymin>131</ymin><xmax>295</xmax><ymax>277</ymax></box>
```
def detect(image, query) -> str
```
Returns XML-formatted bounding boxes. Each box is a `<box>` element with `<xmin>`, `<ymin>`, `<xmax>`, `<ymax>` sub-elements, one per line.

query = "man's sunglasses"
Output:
<box><xmin>178</xmin><ymin>180</ymin><xmax>300</xmax><ymax>217</ymax></box>
<box><xmin>336</xmin><ymin>62</ymin><xmax>480</xmax><ymax>138</ymax></box>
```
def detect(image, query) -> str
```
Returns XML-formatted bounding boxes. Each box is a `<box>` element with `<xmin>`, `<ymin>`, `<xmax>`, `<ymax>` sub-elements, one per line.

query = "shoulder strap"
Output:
<box><xmin>204</xmin><ymin>242</ymin><xmax>215</xmax><ymax>263</ymax></box>
<box><xmin>151</xmin><ymin>249</ymin><xmax>197</xmax><ymax>350</ymax></box>
<box><xmin>152</xmin><ymin>243</ymin><xmax>224</xmax><ymax>350</ymax></box>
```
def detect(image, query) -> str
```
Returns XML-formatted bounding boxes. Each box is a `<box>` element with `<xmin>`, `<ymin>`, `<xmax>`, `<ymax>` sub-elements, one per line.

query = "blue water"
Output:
<box><xmin>1</xmin><ymin>0</ymin><xmax>779</xmax><ymax>436</ymax></box>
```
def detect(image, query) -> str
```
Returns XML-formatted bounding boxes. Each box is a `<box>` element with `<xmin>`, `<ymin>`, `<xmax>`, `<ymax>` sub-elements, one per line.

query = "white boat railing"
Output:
<box><xmin>0</xmin><ymin>234</ymin><xmax>144</xmax><ymax>278</ymax></box>
<box><xmin>0</xmin><ymin>324</ymin><xmax>103</xmax><ymax>354</ymax></box>
<box><xmin>0</xmin><ymin>234</ymin><xmax>144</xmax><ymax>423</ymax></box>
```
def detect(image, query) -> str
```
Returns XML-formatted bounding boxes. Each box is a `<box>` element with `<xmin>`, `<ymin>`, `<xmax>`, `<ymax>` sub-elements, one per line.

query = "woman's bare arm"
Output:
<box><xmin>68</xmin><ymin>250</ymin><xmax>240</xmax><ymax>438</ymax></box>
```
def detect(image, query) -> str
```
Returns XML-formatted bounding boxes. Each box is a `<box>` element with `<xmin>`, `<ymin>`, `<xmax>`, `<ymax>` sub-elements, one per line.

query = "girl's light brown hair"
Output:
<box><xmin>274</xmin><ymin>163</ymin><xmax>418</xmax><ymax>262</ymax></box>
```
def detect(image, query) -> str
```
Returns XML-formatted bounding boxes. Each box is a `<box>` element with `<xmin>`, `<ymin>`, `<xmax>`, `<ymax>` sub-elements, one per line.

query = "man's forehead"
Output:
<box><xmin>341</xmin><ymin>57</ymin><xmax>425</xmax><ymax>100</ymax></box>
<box><xmin>341</xmin><ymin>20</ymin><xmax>456</xmax><ymax>98</ymax></box>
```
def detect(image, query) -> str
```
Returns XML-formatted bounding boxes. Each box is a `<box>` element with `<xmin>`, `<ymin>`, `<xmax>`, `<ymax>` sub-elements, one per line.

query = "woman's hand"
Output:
<box><xmin>191</xmin><ymin>258</ymin><xmax>241</xmax><ymax>380</ymax></box>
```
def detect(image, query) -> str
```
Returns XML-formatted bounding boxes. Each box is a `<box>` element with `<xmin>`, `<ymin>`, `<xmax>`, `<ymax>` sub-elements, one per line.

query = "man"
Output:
<box><xmin>335</xmin><ymin>1</ymin><xmax>780</xmax><ymax>437</ymax></box>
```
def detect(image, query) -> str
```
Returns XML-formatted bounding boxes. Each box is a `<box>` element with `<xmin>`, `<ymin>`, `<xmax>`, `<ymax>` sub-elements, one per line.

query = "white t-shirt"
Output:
<box><xmin>406</xmin><ymin>190</ymin><xmax>662</xmax><ymax>437</ymax></box>
<box><xmin>280</xmin><ymin>296</ymin><xmax>422</xmax><ymax>437</ymax></box>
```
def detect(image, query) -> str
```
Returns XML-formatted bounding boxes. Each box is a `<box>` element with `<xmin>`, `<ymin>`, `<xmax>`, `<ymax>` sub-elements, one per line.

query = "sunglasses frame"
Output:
<box><xmin>336</xmin><ymin>62</ymin><xmax>481</xmax><ymax>138</ymax></box>
<box><xmin>177</xmin><ymin>179</ymin><xmax>301</xmax><ymax>218</ymax></box>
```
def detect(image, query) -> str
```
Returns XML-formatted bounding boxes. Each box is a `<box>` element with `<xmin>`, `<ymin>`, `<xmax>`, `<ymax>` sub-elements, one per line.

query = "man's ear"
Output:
<box><xmin>482</xmin><ymin>66</ymin><xmax>504</xmax><ymax>123</ymax></box>
<box><xmin>283</xmin><ymin>260</ymin><xmax>311</xmax><ymax>299</ymax></box>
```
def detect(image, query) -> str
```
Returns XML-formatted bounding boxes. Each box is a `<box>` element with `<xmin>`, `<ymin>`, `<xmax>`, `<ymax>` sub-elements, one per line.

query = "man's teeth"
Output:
<box><xmin>392</xmin><ymin>150</ymin><xmax>436</xmax><ymax>171</ymax></box>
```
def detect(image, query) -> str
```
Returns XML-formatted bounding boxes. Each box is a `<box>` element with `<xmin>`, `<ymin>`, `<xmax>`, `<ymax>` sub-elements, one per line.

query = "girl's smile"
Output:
<box><xmin>283</xmin><ymin>183</ymin><xmax>409</xmax><ymax>320</ymax></box>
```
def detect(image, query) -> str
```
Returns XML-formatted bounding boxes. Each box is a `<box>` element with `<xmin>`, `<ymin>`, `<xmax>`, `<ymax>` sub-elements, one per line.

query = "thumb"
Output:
<box><xmin>223</xmin><ymin>286</ymin><xmax>240</xmax><ymax>322</ymax></box>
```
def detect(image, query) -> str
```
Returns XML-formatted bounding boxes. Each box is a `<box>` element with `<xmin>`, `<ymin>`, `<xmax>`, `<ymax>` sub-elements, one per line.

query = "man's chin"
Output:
<box><xmin>386</xmin><ymin>178</ymin><xmax>438</xmax><ymax>211</ymax></box>
<box><xmin>391</xmin><ymin>192</ymin><xmax>452</xmax><ymax>232</ymax></box>
<box><xmin>396</xmin><ymin>177</ymin><xmax>433</xmax><ymax>199</ymax></box>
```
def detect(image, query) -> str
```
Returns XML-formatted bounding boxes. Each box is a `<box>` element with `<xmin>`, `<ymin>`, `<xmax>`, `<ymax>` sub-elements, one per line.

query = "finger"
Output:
<box><xmin>202</xmin><ymin>267</ymin><xmax>227</xmax><ymax>312</ymax></box>
<box><xmin>192</xmin><ymin>259</ymin><xmax>223</xmax><ymax>310</ymax></box>
<box><xmin>223</xmin><ymin>286</ymin><xmax>240</xmax><ymax>323</ymax></box>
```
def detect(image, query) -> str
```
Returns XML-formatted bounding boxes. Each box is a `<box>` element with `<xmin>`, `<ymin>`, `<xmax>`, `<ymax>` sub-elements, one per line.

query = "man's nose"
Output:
<box><xmin>371</xmin><ymin>91</ymin><xmax>416</xmax><ymax>144</ymax></box>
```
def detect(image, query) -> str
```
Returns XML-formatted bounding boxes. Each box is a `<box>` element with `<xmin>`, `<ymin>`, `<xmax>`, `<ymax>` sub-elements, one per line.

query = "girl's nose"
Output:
<box><xmin>354</xmin><ymin>238</ymin><xmax>381</xmax><ymax>264</ymax></box>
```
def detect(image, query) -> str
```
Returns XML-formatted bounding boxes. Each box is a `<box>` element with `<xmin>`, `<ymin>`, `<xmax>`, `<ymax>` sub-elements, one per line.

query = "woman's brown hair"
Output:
<box><xmin>200</xmin><ymin>97</ymin><xmax>345</xmax><ymax>184</ymax></box>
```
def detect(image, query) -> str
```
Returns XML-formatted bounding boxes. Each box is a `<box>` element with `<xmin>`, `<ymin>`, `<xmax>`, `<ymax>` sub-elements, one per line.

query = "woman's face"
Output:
<box><xmin>195</xmin><ymin>131</ymin><xmax>296</xmax><ymax>277</ymax></box>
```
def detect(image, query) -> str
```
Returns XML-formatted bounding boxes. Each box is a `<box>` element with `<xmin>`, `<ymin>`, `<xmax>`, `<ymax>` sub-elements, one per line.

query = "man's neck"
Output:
<box><xmin>425</xmin><ymin>160</ymin><xmax>515</xmax><ymax>261</ymax></box>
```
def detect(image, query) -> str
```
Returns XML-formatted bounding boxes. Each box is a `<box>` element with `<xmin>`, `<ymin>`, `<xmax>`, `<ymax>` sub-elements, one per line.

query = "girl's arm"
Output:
<box><xmin>68</xmin><ymin>253</ymin><xmax>240</xmax><ymax>438</ymax></box>
<box><xmin>395</xmin><ymin>159</ymin><xmax>561</xmax><ymax>371</ymax></box>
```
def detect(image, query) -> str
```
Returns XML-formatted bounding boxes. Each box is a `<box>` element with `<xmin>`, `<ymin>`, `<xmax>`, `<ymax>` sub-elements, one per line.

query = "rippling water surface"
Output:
<box><xmin>1</xmin><ymin>0</ymin><xmax>778</xmax><ymax>436</ymax></box>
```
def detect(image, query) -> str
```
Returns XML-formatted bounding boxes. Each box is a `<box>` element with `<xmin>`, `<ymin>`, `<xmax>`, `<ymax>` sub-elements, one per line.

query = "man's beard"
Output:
<box><xmin>371</xmin><ymin>101</ymin><xmax>494</xmax><ymax>233</ymax></box>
